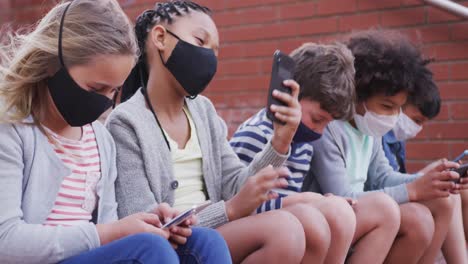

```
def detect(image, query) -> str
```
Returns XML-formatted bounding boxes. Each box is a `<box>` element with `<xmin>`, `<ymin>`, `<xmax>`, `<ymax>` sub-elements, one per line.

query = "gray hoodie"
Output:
<box><xmin>303</xmin><ymin>120</ymin><xmax>418</xmax><ymax>204</ymax></box>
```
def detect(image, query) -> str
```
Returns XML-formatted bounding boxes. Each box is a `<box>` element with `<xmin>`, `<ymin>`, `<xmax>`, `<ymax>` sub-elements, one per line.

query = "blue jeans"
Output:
<box><xmin>60</xmin><ymin>227</ymin><xmax>231</xmax><ymax>264</ymax></box>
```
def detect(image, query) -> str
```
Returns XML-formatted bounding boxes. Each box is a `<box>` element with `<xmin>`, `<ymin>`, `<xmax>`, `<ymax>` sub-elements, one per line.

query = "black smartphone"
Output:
<box><xmin>451</xmin><ymin>164</ymin><xmax>468</xmax><ymax>183</ymax></box>
<box><xmin>266</xmin><ymin>50</ymin><xmax>296</xmax><ymax>124</ymax></box>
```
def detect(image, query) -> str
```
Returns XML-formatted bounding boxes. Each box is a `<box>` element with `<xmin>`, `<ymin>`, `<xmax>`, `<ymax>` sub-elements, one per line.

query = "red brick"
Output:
<box><xmin>277</xmin><ymin>37</ymin><xmax>319</xmax><ymax>54</ymax></box>
<box><xmin>209</xmin><ymin>75</ymin><xmax>270</xmax><ymax>92</ymax></box>
<box><xmin>452</xmin><ymin>62</ymin><xmax>468</xmax><ymax>80</ymax></box>
<box><xmin>434</xmin><ymin>103</ymin><xmax>450</xmax><ymax>121</ymax></box>
<box><xmin>0</xmin><ymin>1</ymin><xmax>11</xmax><ymax>9</ymax></box>
<box><xmin>296</xmin><ymin>17</ymin><xmax>338</xmax><ymax>35</ymax></box>
<box><xmin>219</xmin><ymin>44</ymin><xmax>245</xmax><ymax>60</ymax></box>
<box><xmin>220</xmin><ymin>0</ymin><xmax>292</xmax><ymax>11</ymax></box>
<box><xmin>243</xmin><ymin>41</ymin><xmax>280</xmax><ymax>58</ymax></box>
<box><xmin>213</xmin><ymin>7</ymin><xmax>278</xmax><ymax>27</ymax></box>
<box><xmin>207</xmin><ymin>91</ymin><xmax>267</xmax><ymax>109</ymax></box>
<box><xmin>217</xmin><ymin>108</ymin><xmax>262</xmax><ymax>124</ymax></box>
<box><xmin>428</xmin><ymin>63</ymin><xmax>450</xmax><ymax>81</ymax></box>
<box><xmin>439</xmin><ymin>82</ymin><xmax>468</xmax><ymax>100</ymax></box>
<box><xmin>402</xmin><ymin>25</ymin><xmax>451</xmax><ymax>44</ymax></box>
<box><xmin>218</xmin><ymin>60</ymin><xmax>263</xmax><ymax>76</ymax></box>
<box><xmin>317</xmin><ymin>0</ymin><xmax>357</xmax><ymax>15</ymax></box>
<box><xmin>406</xmin><ymin>161</ymin><xmax>428</xmax><ymax>172</ymax></box>
<box><xmin>452</xmin><ymin>22</ymin><xmax>468</xmax><ymax>41</ymax></box>
<box><xmin>358</xmin><ymin>0</ymin><xmax>401</xmax><ymax>11</ymax></box>
<box><xmin>420</xmin><ymin>122</ymin><xmax>468</xmax><ymax>140</ymax></box>
<box><xmin>450</xmin><ymin>143</ymin><xmax>468</xmax><ymax>160</ymax></box>
<box><xmin>401</xmin><ymin>0</ymin><xmax>423</xmax><ymax>6</ymax></box>
<box><xmin>218</xmin><ymin>41</ymin><xmax>279</xmax><ymax>60</ymax></box>
<box><xmin>279</xmin><ymin>2</ymin><xmax>315</xmax><ymax>20</ymax></box>
<box><xmin>381</xmin><ymin>7</ymin><xmax>426</xmax><ymax>27</ymax></box>
<box><xmin>339</xmin><ymin>13</ymin><xmax>380</xmax><ymax>32</ymax></box>
<box><xmin>427</xmin><ymin>2</ymin><xmax>468</xmax><ymax>23</ymax></box>
<box><xmin>220</xmin><ymin>17</ymin><xmax>337</xmax><ymax>43</ymax></box>
<box><xmin>406</xmin><ymin>142</ymin><xmax>450</xmax><ymax>160</ymax></box>
<box><xmin>451</xmin><ymin>102</ymin><xmax>468</xmax><ymax>120</ymax></box>
<box><xmin>11</xmin><ymin>0</ymin><xmax>50</xmax><ymax>8</ymax></box>
<box><xmin>424</xmin><ymin>42</ymin><xmax>468</xmax><ymax>61</ymax></box>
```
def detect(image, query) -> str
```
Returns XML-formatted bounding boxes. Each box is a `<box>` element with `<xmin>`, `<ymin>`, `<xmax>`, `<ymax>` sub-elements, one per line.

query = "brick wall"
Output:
<box><xmin>2</xmin><ymin>0</ymin><xmax>468</xmax><ymax>171</ymax></box>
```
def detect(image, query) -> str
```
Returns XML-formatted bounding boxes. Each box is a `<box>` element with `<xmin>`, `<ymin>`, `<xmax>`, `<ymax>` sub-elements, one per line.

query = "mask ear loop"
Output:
<box><xmin>58</xmin><ymin>1</ymin><xmax>73</xmax><ymax>69</ymax></box>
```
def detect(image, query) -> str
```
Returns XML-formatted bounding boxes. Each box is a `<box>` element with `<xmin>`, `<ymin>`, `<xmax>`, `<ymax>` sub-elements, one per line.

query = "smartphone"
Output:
<box><xmin>452</xmin><ymin>163</ymin><xmax>468</xmax><ymax>177</ymax></box>
<box><xmin>453</xmin><ymin>150</ymin><xmax>468</xmax><ymax>163</ymax></box>
<box><xmin>162</xmin><ymin>201</ymin><xmax>212</xmax><ymax>229</ymax></box>
<box><xmin>266</xmin><ymin>50</ymin><xmax>296</xmax><ymax>124</ymax></box>
<box><xmin>450</xmin><ymin>163</ymin><xmax>468</xmax><ymax>183</ymax></box>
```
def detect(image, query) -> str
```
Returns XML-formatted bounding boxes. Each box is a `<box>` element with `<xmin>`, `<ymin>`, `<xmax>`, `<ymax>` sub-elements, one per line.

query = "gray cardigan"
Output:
<box><xmin>303</xmin><ymin>120</ymin><xmax>418</xmax><ymax>204</ymax></box>
<box><xmin>106</xmin><ymin>89</ymin><xmax>288</xmax><ymax>228</ymax></box>
<box><xmin>0</xmin><ymin>118</ymin><xmax>118</xmax><ymax>264</ymax></box>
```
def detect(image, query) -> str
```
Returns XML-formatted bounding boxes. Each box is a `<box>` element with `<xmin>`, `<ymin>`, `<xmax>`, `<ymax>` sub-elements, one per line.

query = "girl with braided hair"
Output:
<box><xmin>107</xmin><ymin>1</ymin><xmax>334</xmax><ymax>263</ymax></box>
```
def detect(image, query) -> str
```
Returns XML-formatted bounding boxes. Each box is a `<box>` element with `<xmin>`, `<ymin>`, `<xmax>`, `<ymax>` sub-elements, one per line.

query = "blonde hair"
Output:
<box><xmin>0</xmin><ymin>0</ymin><xmax>138</xmax><ymax>124</ymax></box>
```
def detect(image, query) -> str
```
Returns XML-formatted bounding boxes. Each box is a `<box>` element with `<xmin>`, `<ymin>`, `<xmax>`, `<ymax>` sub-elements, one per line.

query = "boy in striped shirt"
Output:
<box><xmin>231</xmin><ymin>43</ymin><xmax>358</xmax><ymax>263</ymax></box>
<box><xmin>231</xmin><ymin>43</ymin><xmax>356</xmax><ymax>212</ymax></box>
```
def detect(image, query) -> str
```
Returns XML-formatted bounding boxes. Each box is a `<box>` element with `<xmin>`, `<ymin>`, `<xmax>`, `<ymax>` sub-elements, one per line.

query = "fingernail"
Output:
<box><xmin>273</xmin><ymin>90</ymin><xmax>279</xmax><ymax>95</ymax></box>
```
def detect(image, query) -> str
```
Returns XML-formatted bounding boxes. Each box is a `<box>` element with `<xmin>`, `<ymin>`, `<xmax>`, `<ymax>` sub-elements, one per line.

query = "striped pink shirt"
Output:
<box><xmin>43</xmin><ymin>125</ymin><xmax>101</xmax><ymax>227</ymax></box>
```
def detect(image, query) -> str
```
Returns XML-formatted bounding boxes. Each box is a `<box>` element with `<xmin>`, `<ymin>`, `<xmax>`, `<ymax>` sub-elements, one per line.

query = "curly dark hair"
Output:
<box><xmin>121</xmin><ymin>1</ymin><xmax>211</xmax><ymax>103</ymax></box>
<box><xmin>345</xmin><ymin>29</ymin><xmax>428</xmax><ymax>102</ymax></box>
<box><xmin>408</xmin><ymin>64</ymin><xmax>441</xmax><ymax>119</ymax></box>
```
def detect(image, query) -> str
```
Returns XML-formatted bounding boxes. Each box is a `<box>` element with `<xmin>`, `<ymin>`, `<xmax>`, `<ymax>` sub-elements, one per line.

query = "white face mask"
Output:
<box><xmin>393</xmin><ymin>113</ymin><xmax>423</xmax><ymax>141</ymax></box>
<box><xmin>354</xmin><ymin>103</ymin><xmax>400</xmax><ymax>138</ymax></box>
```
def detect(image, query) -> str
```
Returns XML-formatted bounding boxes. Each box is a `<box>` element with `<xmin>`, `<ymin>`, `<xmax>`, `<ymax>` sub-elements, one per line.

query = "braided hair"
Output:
<box><xmin>120</xmin><ymin>1</ymin><xmax>211</xmax><ymax>103</ymax></box>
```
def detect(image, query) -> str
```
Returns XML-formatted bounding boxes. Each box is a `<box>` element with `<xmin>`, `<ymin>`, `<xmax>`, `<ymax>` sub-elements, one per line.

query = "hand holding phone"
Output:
<box><xmin>162</xmin><ymin>201</ymin><xmax>212</xmax><ymax>229</ymax></box>
<box><xmin>450</xmin><ymin>163</ymin><xmax>468</xmax><ymax>183</ymax></box>
<box><xmin>266</xmin><ymin>50</ymin><xmax>296</xmax><ymax>125</ymax></box>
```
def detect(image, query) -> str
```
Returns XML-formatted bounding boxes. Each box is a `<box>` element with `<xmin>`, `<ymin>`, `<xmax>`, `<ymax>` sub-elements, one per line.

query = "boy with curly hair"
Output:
<box><xmin>305</xmin><ymin>29</ymin><xmax>466</xmax><ymax>263</ymax></box>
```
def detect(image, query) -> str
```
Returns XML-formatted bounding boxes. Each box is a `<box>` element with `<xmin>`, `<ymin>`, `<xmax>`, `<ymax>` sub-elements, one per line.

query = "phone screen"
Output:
<box><xmin>162</xmin><ymin>201</ymin><xmax>212</xmax><ymax>229</ymax></box>
<box><xmin>162</xmin><ymin>208</ymin><xmax>194</xmax><ymax>229</ymax></box>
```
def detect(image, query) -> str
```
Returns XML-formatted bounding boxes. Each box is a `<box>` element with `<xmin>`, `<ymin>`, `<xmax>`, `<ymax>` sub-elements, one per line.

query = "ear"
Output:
<box><xmin>149</xmin><ymin>25</ymin><xmax>168</xmax><ymax>52</ymax></box>
<box><xmin>355</xmin><ymin>101</ymin><xmax>366</xmax><ymax>115</ymax></box>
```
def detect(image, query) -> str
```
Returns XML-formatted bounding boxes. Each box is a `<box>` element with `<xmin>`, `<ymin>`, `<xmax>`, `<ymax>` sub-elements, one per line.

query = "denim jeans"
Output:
<box><xmin>60</xmin><ymin>227</ymin><xmax>231</xmax><ymax>264</ymax></box>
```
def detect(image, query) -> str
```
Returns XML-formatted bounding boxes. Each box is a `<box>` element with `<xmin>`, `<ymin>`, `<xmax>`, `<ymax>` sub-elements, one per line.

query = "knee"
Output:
<box><xmin>127</xmin><ymin>233</ymin><xmax>173</xmax><ymax>250</ymax></box>
<box><xmin>431</xmin><ymin>195</ymin><xmax>456</xmax><ymax>217</ymax></box>
<box><xmin>190</xmin><ymin>227</ymin><xmax>230</xmax><ymax>252</ymax></box>
<box><xmin>189</xmin><ymin>228</ymin><xmax>231</xmax><ymax>262</ymax></box>
<box><xmin>321</xmin><ymin>196</ymin><xmax>356</xmax><ymax>238</ymax></box>
<box><xmin>286</xmin><ymin>204</ymin><xmax>331</xmax><ymax>253</ymax></box>
<box><xmin>266</xmin><ymin>210</ymin><xmax>307</xmax><ymax>261</ymax></box>
<box><xmin>368</xmin><ymin>193</ymin><xmax>401</xmax><ymax>231</ymax></box>
<box><xmin>401</xmin><ymin>204</ymin><xmax>434</xmax><ymax>248</ymax></box>
<box><xmin>126</xmin><ymin>233</ymin><xmax>178</xmax><ymax>263</ymax></box>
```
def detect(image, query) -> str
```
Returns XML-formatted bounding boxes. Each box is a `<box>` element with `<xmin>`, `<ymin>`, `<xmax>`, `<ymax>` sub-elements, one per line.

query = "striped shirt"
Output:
<box><xmin>230</xmin><ymin>109</ymin><xmax>314</xmax><ymax>213</ymax></box>
<box><xmin>43</xmin><ymin>125</ymin><xmax>101</xmax><ymax>227</ymax></box>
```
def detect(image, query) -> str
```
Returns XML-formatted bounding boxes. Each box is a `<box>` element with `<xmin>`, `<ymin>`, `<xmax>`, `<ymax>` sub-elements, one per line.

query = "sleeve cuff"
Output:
<box><xmin>196</xmin><ymin>201</ymin><xmax>229</xmax><ymax>229</ymax></box>
<box><xmin>250</xmin><ymin>140</ymin><xmax>289</xmax><ymax>172</ymax></box>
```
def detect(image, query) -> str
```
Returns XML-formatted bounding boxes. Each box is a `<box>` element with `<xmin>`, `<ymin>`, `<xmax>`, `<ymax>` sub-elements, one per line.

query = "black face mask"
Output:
<box><xmin>47</xmin><ymin>1</ymin><xmax>112</xmax><ymax>127</ymax></box>
<box><xmin>293</xmin><ymin>122</ymin><xmax>322</xmax><ymax>143</ymax></box>
<box><xmin>159</xmin><ymin>30</ymin><xmax>217</xmax><ymax>97</ymax></box>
